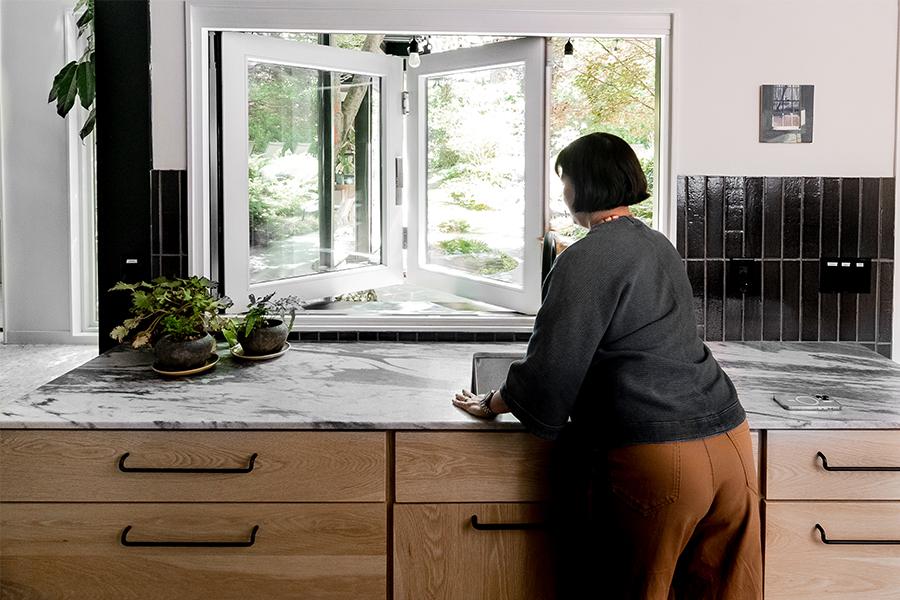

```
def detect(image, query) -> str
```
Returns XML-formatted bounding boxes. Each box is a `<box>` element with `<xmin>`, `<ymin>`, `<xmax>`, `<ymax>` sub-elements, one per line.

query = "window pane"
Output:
<box><xmin>247</xmin><ymin>60</ymin><xmax>382</xmax><ymax>285</ymax></box>
<box><xmin>424</xmin><ymin>64</ymin><xmax>526</xmax><ymax>287</ymax></box>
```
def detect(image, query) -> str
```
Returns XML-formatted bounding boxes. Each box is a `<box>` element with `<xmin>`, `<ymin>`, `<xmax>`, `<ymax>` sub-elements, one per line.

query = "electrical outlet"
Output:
<box><xmin>819</xmin><ymin>257</ymin><xmax>872</xmax><ymax>293</ymax></box>
<box><xmin>726</xmin><ymin>259</ymin><xmax>761</xmax><ymax>297</ymax></box>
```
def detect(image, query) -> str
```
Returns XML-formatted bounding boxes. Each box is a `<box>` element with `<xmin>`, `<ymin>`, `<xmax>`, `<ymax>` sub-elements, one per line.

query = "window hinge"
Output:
<box><xmin>401</xmin><ymin>91</ymin><xmax>410</xmax><ymax>115</ymax></box>
<box><xmin>402</xmin><ymin>227</ymin><xmax>408</xmax><ymax>249</ymax></box>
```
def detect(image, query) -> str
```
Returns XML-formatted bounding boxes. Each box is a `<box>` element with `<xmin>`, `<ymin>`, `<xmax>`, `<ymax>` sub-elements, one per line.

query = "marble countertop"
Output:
<box><xmin>1</xmin><ymin>340</ymin><xmax>899</xmax><ymax>431</ymax></box>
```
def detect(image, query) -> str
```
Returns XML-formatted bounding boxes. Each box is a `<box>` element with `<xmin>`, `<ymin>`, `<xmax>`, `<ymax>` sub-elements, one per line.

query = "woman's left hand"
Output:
<box><xmin>452</xmin><ymin>388</ymin><xmax>494</xmax><ymax>419</ymax></box>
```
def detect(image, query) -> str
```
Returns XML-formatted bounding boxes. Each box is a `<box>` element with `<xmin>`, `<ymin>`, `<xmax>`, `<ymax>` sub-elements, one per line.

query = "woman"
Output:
<box><xmin>452</xmin><ymin>132</ymin><xmax>763</xmax><ymax>599</ymax></box>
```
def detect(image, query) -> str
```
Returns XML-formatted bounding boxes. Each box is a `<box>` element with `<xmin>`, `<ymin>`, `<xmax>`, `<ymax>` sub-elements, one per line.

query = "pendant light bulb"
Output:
<box><xmin>407</xmin><ymin>37</ymin><xmax>421</xmax><ymax>69</ymax></box>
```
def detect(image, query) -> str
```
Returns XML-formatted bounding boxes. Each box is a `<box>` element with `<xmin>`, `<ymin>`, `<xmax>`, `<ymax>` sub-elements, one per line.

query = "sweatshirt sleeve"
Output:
<box><xmin>499</xmin><ymin>246</ymin><xmax>622</xmax><ymax>440</ymax></box>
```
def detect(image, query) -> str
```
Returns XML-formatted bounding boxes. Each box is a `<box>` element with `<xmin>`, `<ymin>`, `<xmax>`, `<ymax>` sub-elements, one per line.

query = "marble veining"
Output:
<box><xmin>2</xmin><ymin>341</ymin><xmax>899</xmax><ymax>431</ymax></box>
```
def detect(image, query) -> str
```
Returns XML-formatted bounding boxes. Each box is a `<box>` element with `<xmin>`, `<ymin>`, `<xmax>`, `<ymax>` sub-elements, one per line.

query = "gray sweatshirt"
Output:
<box><xmin>499</xmin><ymin>214</ymin><xmax>747</xmax><ymax>448</ymax></box>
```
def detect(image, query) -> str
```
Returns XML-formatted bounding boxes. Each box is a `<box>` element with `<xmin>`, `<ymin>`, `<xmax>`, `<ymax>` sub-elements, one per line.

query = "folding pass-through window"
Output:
<box><xmin>219</xmin><ymin>33</ymin><xmax>545</xmax><ymax>314</ymax></box>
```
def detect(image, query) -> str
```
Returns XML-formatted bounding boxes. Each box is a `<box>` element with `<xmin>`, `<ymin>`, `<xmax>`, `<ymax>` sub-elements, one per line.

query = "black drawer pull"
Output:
<box><xmin>120</xmin><ymin>524</ymin><xmax>259</xmax><ymax>547</ymax></box>
<box><xmin>470</xmin><ymin>515</ymin><xmax>546</xmax><ymax>531</ymax></box>
<box><xmin>118</xmin><ymin>452</ymin><xmax>258</xmax><ymax>473</ymax></box>
<box><xmin>814</xmin><ymin>523</ymin><xmax>900</xmax><ymax>545</ymax></box>
<box><xmin>816</xmin><ymin>451</ymin><xmax>900</xmax><ymax>472</ymax></box>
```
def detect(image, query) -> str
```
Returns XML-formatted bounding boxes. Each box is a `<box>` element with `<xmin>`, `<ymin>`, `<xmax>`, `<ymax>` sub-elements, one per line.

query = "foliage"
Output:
<box><xmin>437</xmin><ymin>219</ymin><xmax>472</xmax><ymax>233</ymax></box>
<box><xmin>444</xmin><ymin>192</ymin><xmax>491</xmax><ymax>211</ymax></box>
<box><xmin>108</xmin><ymin>276</ymin><xmax>233</xmax><ymax>348</ymax></box>
<box><xmin>248</xmin><ymin>153</ymin><xmax>319</xmax><ymax>245</ymax></box>
<box><xmin>222</xmin><ymin>291</ymin><xmax>305</xmax><ymax>347</ymax></box>
<box><xmin>333</xmin><ymin>289</ymin><xmax>379</xmax><ymax>302</ymax></box>
<box><xmin>438</xmin><ymin>238</ymin><xmax>491</xmax><ymax>255</ymax></box>
<box><xmin>479</xmin><ymin>252</ymin><xmax>517</xmax><ymax>275</ymax></box>
<box><xmin>49</xmin><ymin>0</ymin><xmax>95</xmax><ymax>139</ymax></box>
<box><xmin>247</xmin><ymin>62</ymin><xmax>317</xmax><ymax>155</ymax></box>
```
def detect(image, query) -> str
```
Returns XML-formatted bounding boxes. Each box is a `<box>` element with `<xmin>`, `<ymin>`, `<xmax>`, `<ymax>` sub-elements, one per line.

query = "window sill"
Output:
<box><xmin>289</xmin><ymin>312</ymin><xmax>536</xmax><ymax>332</ymax></box>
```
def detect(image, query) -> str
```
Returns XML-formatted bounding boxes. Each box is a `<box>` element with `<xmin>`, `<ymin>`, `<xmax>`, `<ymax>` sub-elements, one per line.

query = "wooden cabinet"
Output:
<box><xmin>0</xmin><ymin>430</ymin><xmax>389</xmax><ymax>599</ymax></box>
<box><xmin>1</xmin><ymin>430</ymin><xmax>386</xmax><ymax>502</ymax></box>
<box><xmin>3</xmin><ymin>426</ymin><xmax>898</xmax><ymax>599</ymax></box>
<box><xmin>763</xmin><ymin>429</ymin><xmax>900</xmax><ymax>599</ymax></box>
<box><xmin>393</xmin><ymin>503</ymin><xmax>554</xmax><ymax>600</ymax></box>
<box><xmin>393</xmin><ymin>432</ymin><xmax>558</xmax><ymax>600</ymax></box>
<box><xmin>395</xmin><ymin>431</ymin><xmax>555</xmax><ymax>502</ymax></box>
<box><xmin>1</xmin><ymin>503</ymin><xmax>386</xmax><ymax>600</ymax></box>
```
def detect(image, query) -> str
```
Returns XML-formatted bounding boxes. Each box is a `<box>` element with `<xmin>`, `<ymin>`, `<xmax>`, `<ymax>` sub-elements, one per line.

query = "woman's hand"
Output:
<box><xmin>452</xmin><ymin>388</ymin><xmax>495</xmax><ymax>419</ymax></box>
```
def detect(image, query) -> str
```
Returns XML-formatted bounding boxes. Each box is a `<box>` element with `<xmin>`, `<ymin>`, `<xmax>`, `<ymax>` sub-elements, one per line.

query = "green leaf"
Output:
<box><xmin>56</xmin><ymin>62</ymin><xmax>80</xmax><ymax>117</ymax></box>
<box><xmin>49</xmin><ymin>61</ymin><xmax>77</xmax><ymax>103</ymax></box>
<box><xmin>77</xmin><ymin>60</ymin><xmax>94</xmax><ymax>109</ymax></box>
<box><xmin>79</xmin><ymin>107</ymin><xmax>96</xmax><ymax>140</ymax></box>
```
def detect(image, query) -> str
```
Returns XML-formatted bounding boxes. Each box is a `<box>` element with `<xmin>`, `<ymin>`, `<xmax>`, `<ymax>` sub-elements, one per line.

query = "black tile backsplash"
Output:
<box><xmin>150</xmin><ymin>170</ymin><xmax>189</xmax><ymax>279</ymax></box>
<box><xmin>678</xmin><ymin>175</ymin><xmax>894</xmax><ymax>359</ymax></box>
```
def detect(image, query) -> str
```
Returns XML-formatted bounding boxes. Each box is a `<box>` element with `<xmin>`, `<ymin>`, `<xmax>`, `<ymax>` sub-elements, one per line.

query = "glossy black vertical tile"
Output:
<box><xmin>723</xmin><ymin>262</ymin><xmax>743</xmax><ymax>341</ymax></box>
<box><xmin>762</xmin><ymin>178</ymin><xmax>783</xmax><ymax>258</ymax></box>
<box><xmin>782</xmin><ymin>178</ymin><xmax>801</xmax><ymax>258</ymax></box>
<box><xmin>705</xmin><ymin>177</ymin><xmax>724</xmax><ymax>259</ymax></box>
<box><xmin>705</xmin><ymin>260</ymin><xmax>724</xmax><ymax>340</ymax></box>
<box><xmin>781</xmin><ymin>261</ymin><xmax>800</xmax><ymax>340</ymax></box>
<box><xmin>839</xmin><ymin>178</ymin><xmax>860</xmax><ymax>257</ymax></box>
<box><xmin>821</xmin><ymin>178</ymin><xmax>841</xmax><ymax>257</ymax></box>
<box><xmin>762</xmin><ymin>261</ymin><xmax>781</xmax><ymax>339</ymax></box>
<box><xmin>744</xmin><ymin>177</ymin><xmax>763</xmax><ymax>258</ymax></box>
<box><xmin>686</xmin><ymin>176</ymin><xmax>706</xmax><ymax>258</ymax></box>
<box><xmin>743</xmin><ymin>286</ymin><xmax>762</xmax><ymax>341</ymax></box>
<box><xmin>160</xmin><ymin>171</ymin><xmax>181</xmax><ymax>254</ymax></box>
<box><xmin>820</xmin><ymin>290</ymin><xmax>838</xmax><ymax>341</ymax></box>
<box><xmin>801</xmin><ymin>178</ymin><xmax>821</xmax><ymax>258</ymax></box>
<box><xmin>857</xmin><ymin>263</ymin><xmax>877</xmax><ymax>342</ymax></box>
<box><xmin>838</xmin><ymin>291</ymin><xmax>858</xmax><ymax>341</ymax></box>
<box><xmin>800</xmin><ymin>260</ymin><xmax>819</xmax><ymax>340</ymax></box>
<box><xmin>880</xmin><ymin>178</ymin><xmax>895</xmax><ymax>260</ymax></box>
<box><xmin>724</xmin><ymin>177</ymin><xmax>744</xmax><ymax>258</ymax></box>
<box><xmin>878</xmin><ymin>261</ymin><xmax>893</xmax><ymax>343</ymax></box>
<box><xmin>686</xmin><ymin>261</ymin><xmax>705</xmax><ymax>328</ymax></box>
<box><xmin>676</xmin><ymin>176</ymin><xmax>687</xmax><ymax>258</ymax></box>
<box><xmin>859</xmin><ymin>178</ymin><xmax>879</xmax><ymax>257</ymax></box>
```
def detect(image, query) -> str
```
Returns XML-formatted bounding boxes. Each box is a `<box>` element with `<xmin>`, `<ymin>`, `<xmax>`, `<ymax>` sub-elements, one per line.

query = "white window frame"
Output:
<box><xmin>219</xmin><ymin>32</ymin><xmax>404</xmax><ymax>313</ymax></box>
<box><xmin>186</xmin><ymin>2</ymin><xmax>673</xmax><ymax>330</ymax></box>
<box><xmin>406</xmin><ymin>37</ymin><xmax>546</xmax><ymax>316</ymax></box>
<box><xmin>65</xmin><ymin>9</ymin><xmax>99</xmax><ymax>338</ymax></box>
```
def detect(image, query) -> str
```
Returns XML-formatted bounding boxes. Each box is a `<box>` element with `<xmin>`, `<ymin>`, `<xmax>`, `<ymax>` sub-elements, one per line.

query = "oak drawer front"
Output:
<box><xmin>766</xmin><ymin>430</ymin><xmax>900</xmax><ymax>500</ymax></box>
<box><xmin>394</xmin><ymin>503</ymin><xmax>554</xmax><ymax>600</ymax></box>
<box><xmin>0</xmin><ymin>430</ymin><xmax>386</xmax><ymax>502</ymax></box>
<box><xmin>0</xmin><ymin>502</ymin><xmax>386</xmax><ymax>600</ymax></box>
<box><xmin>395</xmin><ymin>432</ymin><xmax>555</xmax><ymax>503</ymax></box>
<box><xmin>764</xmin><ymin>501</ymin><xmax>900</xmax><ymax>599</ymax></box>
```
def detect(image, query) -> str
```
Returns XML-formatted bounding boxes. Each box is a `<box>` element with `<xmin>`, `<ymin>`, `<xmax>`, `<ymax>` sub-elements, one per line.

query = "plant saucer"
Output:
<box><xmin>152</xmin><ymin>353</ymin><xmax>219</xmax><ymax>377</ymax></box>
<box><xmin>230</xmin><ymin>342</ymin><xmax>291</xmax><ymax>361</ymax></box>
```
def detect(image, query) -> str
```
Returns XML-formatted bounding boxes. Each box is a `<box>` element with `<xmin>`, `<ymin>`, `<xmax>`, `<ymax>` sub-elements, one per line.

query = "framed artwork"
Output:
<box><xmin>759</xmin><ymin>84</ymin><xmax>814</xmax><ymax>143</ymax></box>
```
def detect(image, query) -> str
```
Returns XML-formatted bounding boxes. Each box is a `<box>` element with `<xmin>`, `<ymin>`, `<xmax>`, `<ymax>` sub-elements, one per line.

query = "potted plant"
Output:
<box><xmin>223</xmin><ymin>291</ymin><xmax>304</xmax><ymax>357</ymax></box>
<box><xmin>109</xmin><ymin>276</ymin><xmax>233</xmax><ymax>370</ymax></box>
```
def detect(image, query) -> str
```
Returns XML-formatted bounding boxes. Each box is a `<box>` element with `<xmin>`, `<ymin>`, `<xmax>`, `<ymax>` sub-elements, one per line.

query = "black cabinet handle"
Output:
<box><xmin>816</xmin><ymin>451</ymin><xmax>900</xmax><ymax>472</ymax></box>
<box><xmin>120</xmin><ymin>524</ymin><xmax>259</xmax><ymax>547</ymax></box>
<box><xmin>470</xmin><ymin>515</ymin><xmax>546</xmax><ymax>531</ymax></box>
<box><xmin>814</xmin><ymin>523</ymin><xmax>900</xmax><ymax>545</ymax></box>
<box><xmin>118</xmin><ymin>452</ymin><xmax>258</xmax><ymax>473</ymax></box>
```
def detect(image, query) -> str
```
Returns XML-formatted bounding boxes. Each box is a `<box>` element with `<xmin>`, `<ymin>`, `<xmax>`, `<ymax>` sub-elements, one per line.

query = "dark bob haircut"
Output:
<box><xmin>554</xmin><ymin>132</ymin><xmax>651</xmax><ymax>212</ymax></box>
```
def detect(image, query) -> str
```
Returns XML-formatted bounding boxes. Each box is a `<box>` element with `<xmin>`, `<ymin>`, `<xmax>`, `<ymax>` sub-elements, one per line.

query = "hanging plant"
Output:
<box><xmin>48</xmin><ymin>0</ymin><xmax>95</xmax><ymax>139</ymax></box>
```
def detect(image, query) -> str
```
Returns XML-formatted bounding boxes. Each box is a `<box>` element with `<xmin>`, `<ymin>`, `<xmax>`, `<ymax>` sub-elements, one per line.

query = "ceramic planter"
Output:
<box><xmin>237</xmin><ymin>318</ymin><xmax>288</xmax><ymax>356</ymax></box>
<box><xmin>153</xmin><ymin>332</ymin><xmax>216</xmax><ymax>369</ymax></box>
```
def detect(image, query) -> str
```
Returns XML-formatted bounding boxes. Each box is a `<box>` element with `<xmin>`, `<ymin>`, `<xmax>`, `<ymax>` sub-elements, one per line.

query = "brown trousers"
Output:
<box><xmin>548</xmin><ymin>418</ymin><xmax>763</xmax><ymax>599</ymax></box>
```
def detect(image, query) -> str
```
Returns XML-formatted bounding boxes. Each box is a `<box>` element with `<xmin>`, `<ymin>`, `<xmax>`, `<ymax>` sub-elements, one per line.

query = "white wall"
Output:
<box><xmin>151</xmin><ymin>0</ymin><xmax>898</xmax><ymax>177</ymax></box>
<box><xmin>0</xmin><ymin>0</ymin><xmax>94</xmax><ymax>344</ymax></box>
